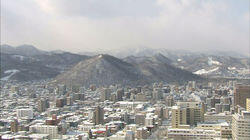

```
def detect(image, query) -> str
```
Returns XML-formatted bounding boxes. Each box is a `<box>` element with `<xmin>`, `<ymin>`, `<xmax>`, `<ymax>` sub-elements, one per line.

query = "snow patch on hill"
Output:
<box><xmin>1</xmin><ymin>69</ymin><xmax>20</xmax><ymax>81</ymax></box>
<box><xmin>193</xmin><ymin>67</ymin><xmax>219</xmax><ymax>75</ymax></box>
<box><xmin>208</xmin><ymin>57</ymin><xmax>221</xmax><ymax>66</ymax></box>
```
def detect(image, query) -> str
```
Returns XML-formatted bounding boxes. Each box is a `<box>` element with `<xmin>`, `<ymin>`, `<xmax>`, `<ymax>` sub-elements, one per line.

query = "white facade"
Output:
<box><xmin>29</xmin><ymin>124</ymin><xmax>60</xmax><ymax>139</ymax></box>
<box><xmin>167</xmin><ymin>128</ymin><xmax>220</xmax><ymax>139</ymax></box>
<box><xmin>17</xmin><ymin>108</ymin><xmax>33</xmax><ymax>120</ymax></box>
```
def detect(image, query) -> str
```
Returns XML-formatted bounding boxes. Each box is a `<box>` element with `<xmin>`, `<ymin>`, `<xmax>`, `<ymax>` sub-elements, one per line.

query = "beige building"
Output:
<box><xmin>165</xmin><ymin>96</ymin><xmax>174</xmax><ymax>107</ymax></box>
<box><xmin>135</xmin><ymin>113</ymin><xmax>145</xmax><ymax>126</ymax></box>
<box><xmin>171</xmin><ymin>106</ymin><xmax>187</xmax><ymax>128</ymax></box>
<box><xmin>246</xmin><ymin>98</ymin><xmax>250</xmax><ymax>112</ymax></box>
<box><xmin>135</xmin><ymin>93</ymin><xmax>147</xmax><ymax>102</ymax></box>
<box><xmin>171</xmin><ymin>102</ymin><xmax>204</xmax><ymax>128</ymax></box>
<box><xmin>93</xmin><ymin>106</ymin><xmax>104</xmax><ymax>125</ymax></box>
<box><xmin>100</xmin><ymin>88</ymin><xmax>111</xmax><ymax>101</ymax></box>
<box><xmin>232</xmin><ymin>111</ymin><xmax>250</xmax><ymax>140</ymax></box>
<box><xmin>204</xmin><ymin>112</ymin><xmax>232</xmax><ymax>123</ymax></box>
<box><xmin>136</xmin><ymin>127</ymin><xmax>150</xmax><ymax>139</ymax></box>
<box><xmin>196</xmin><ymin>122</ymin><xmax>232</xmax><ymax>139</ymax></box>
<box><xmin>167</xmin><ymin>122</ymin><xmax>231</xmax><ymax>139</ymax></box>
<box><xmin>29</xmin><ymin>124</ymin><xmax>60</xmax><ymax>139</ymax></box>
<box><xmin>167</xmin><ymin>128</ymin><xmax>220</xmax><ymax>140</ymax></box>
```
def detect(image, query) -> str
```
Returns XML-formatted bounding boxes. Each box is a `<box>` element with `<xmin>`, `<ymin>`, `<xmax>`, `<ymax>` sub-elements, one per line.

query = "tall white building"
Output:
<box><xmin>17</xmin><ymin>108</ymin><xmax>33</xmax><ymax>120</ymax></box>
<box><xmin>232</xmin><ymin>111</ymin><xmax>250</xmax><ymax>140</ymax></box>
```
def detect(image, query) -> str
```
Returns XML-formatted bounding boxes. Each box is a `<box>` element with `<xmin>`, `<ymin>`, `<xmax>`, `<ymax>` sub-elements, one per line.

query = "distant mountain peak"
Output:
<box><xmin>0</xmin><ymin>44</ymin><xmax>47</xmax><ymax>56</ymax></box>
<box><xmin>17</xmin><ymin>44</ymin><xmax>37</xmax><ymax>50</ymax></box>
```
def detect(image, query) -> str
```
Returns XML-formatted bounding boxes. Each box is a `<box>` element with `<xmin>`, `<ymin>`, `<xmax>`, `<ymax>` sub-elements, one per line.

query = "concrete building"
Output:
<box><xmin>232</xmin><ymin>111</ymin><xmax>250</xmax><ymax>140</ymax></box>
<box><xmin>171</xmin><ymin>102</ymin><xmax>204</xmax><ymax>128</ymax></box>
<box><xmin>11</xmin><ymin>86</ymin><xmax>19</xmax><ymax>94</ymax></box>
<box><xmin>116</xmin><ymin>89</ymin><xmax>124</xmax><ymax>101</ymax></box>
<box><xmin>196</xmin><ymin>122</ymin><xmax>232</xmax><ymax>139</ymax></box>
<box><xmin>171</xmin><ymin>106</ymin><xmax>187</xmax><ymax>128</ymax></box>
<box><xmin>29</xmin><ymin>124</ymin><xmax>60</xmax><ymax>139</ymax></box>
<box><xmin>136</xmin><ymin>127</ymin><xmax>149</xmax><ymax>139</ymax></box>
<box><xmin>135</xmin><ymin>113</ymin><xmax>145</xmax><ymax>126</ymax></box>
<box><xmin>204</xmin><ymin>112</ymin><xmax>232</xmax><ymax>123</ymax></box>
<box><xmin>101</xmin><ymin>88</ymin><xmax>111</xmax><ymax>101</ymax></box>
<box><xmin>145</xmin><ymin>116</ymin><xmax>155</xmax><ymax>127</ymax></box>
<box><xmin>56</xmin><ymin>97</ymin><xmax>66</xmax><ymax>108</ymax></box>
<box><xmin>246</xmin><ymin>98</ymin><xmax>250</xmax><ymax>112</ymax></box>
<box><xmin>38</xmin><ymin>98</ymin><xmax>50</xmax><ymax>113</ymax></box>
<box><xmin>152</xmin><ymin>88</ymin><xmax>163</xmax><ymax>100</ymax></box>
<box><xmin>234</xmin><ymin>85</ymin><xmax>250</xmax><ymax>110</ymax></box>
<box><xmin>167</xmin><ymin>128</ymin><xmax>220</xmax><ymax>140</ymax></box>
<box><xmin>165</xmin><ymin>96</ymin><xmax>174</xmax><ymax>107</ymax></box>
<box><xmin>93</xmin><ymin>106</ymin><xmax>104</xmax><ymax>125</ymax></box>
<box><xmin>17</xmin><ymin>108</ymin><xmax>33</xmax><ymax>120</ymax></box>
<box><xmin>10</xmin><ymin>119</ymin><xmax>18</xmax><ymax>133</ymax></box>
<box><xmin>135</xmin><ymin>93</ymin><xmax>147</xmax><ymax>102</ymax></box>
<box><xmin>56</xmin><ymin>84</ymin><xmax>67</xmax><ymax>95</ymax></box>
<box><xmin>109</xmin><ymin>130</ymin><xmax>135</xmax><ymax>140</ymax></box>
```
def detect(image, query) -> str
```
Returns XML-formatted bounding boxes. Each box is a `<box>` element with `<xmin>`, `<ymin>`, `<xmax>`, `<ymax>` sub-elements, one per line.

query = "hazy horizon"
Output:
<box><xmin>1</xmin><ymin>0</ymin><xmax>249</xmax><ymax>55</ymax></box>
<box><xmin>0</xmin><ymin>44</ymin><xmax>249</xmax><ymax>57</ymax></box>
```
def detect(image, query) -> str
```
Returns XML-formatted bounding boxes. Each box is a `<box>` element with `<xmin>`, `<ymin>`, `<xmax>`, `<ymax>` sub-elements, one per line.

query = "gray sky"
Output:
<box><xmin>1</xmin><ymin>0</ymin><xmax>249</xmax><ymax>54</ymax></box>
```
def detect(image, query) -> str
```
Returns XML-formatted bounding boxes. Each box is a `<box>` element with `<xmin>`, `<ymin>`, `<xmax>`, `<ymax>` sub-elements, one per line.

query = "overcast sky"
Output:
<box><xmin>1</xmin><ymin>0</ymin><xmax>249</xmax><ymax>54</ymax></box>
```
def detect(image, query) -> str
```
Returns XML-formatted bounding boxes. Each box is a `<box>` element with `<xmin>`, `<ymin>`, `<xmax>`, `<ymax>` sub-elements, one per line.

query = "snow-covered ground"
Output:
<box><xmin>228</xmin><ymin>67</ymin><xmax>236</xmax><ymax>70</ymax></box>
<box><xmin>193</xmin><ymin>67</ymin><xmax>219</xmax><ymax>75</ymax></box>
<box><xmin>208</xmin><ymin>57</ymin><xmax>221</xmax><ymax>66</ymax></box>
<box><xmin>191</xmin><ymin>93</ymin><xmax>201</xmax><ymax>102</ymax></box>
<box><xmin>1</xmin><ymin>69</ymin><xmax>20</xmax><ymax>81</ymax></box>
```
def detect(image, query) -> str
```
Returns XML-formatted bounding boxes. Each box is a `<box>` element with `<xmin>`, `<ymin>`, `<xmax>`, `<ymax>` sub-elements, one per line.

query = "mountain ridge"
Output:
<box><xmin>55</xmin><ymin>54</ymin><xmax>201</xmax><ymax>87</ymax></box>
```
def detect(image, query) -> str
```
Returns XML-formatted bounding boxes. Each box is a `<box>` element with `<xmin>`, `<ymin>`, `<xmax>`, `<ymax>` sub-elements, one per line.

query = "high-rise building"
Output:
<box><xmin>116</xmin><ymin>89</ymin><xmax>124</xmax><ymax>101</ymax></box>
<box><xmin>171</xmin><ymin>106</ymin><xmax>187</xmax><ymax>128</ymax></box>
<box><xmin>165</xmin><ymin>96</ymin><xmax>174</xmax><ymax>107</ymax></box>
<box><xmin>234</xmin><ymin>85</ymin><xmax>250</xmax><ymax>109</ymax></box>
<box><xmin>232</xmin><ymin>111</ymin><xmax>250</xmax><ymax>140</ymax></box>
<box><xmin>171</xmin><ymin>102</ymin><xmax>204</xmax><ymax>128</ymax></box>
<box><xmin>145</xmin><ymin>115</ymin><xmax>155</xmax><ymax>127</ymax></box>
<box><xmin>215</xmin><ymin>103</ymin><xmax>223</xmax><ymax>114</ymax></box>
<box><xmin>207</xmin><ymin>97</ymin><xmax>221</xmax><ymax>108</ymax></box>
<box><xmin>66</xmin><ymin>97</ymin><xmax>73</xmax><ymax>106</ymax></box>
<box><xmin>188</xmin><ymin>81</ymin><xmax>196</xmax><ymax>90</ymax></box>
<box><xmin>152</xmin><ymin>88</ymin><xmax>163</xmax><ymax>100</ymax></box>
<box><xmin>93</xmin><ymin>106</ymin><xmax>104</xmax><ymax>125</ymax></box>
<box><xmin>11</xmin><ymin>119</ymin><xmax>18</xmax><ymax>133</ymax></box>
<box><xmin>100</xmin><ymin>88</ymin><xmax>111</xmax><ymax>101</ymax></box>
<box><xmin>56</xmin><ymin>85</ymin><xmax>67</xmax><ymax>95</ymax></box>
<box><xmin>155</xmin><ymin>107</ymin><xmax>164</xmax><ymax>119</ymax></box>
<box><xmin>38</xmin><ymin>98</ymin><xmax>50</xmax><ymax>113</ymax></box>
<box><xmin>56</xmin><ymin>98</ymin><xmax>66</xmax><ymax>108</ymax></box>
<box><xmin>246</xmin><ymin>98</ymin><xmax>250</xmax><ymax>112</ymax></box>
